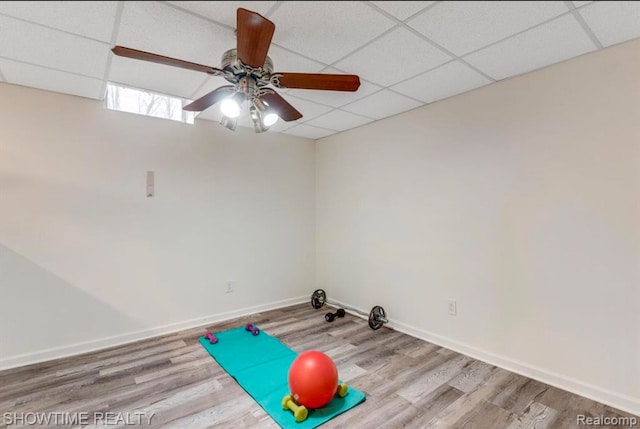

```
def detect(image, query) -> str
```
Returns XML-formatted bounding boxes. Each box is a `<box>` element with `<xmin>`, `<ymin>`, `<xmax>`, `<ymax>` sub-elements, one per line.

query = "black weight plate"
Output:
<box><xmin>368</xmin><ymin>305</ymin><xmax>386</xmax><ymax>330</ymax></box>
<box><xmin>311</xmin><ymin>289</ymin><xmax>326</xmax><ymax>309</ymax></box>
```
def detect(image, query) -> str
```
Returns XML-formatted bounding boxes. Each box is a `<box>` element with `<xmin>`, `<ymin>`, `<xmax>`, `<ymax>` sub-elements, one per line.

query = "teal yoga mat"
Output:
<box><xmin>199</xmin><ymin>326</ymin><xmax>366</xmax><ymax>428</ymax></box>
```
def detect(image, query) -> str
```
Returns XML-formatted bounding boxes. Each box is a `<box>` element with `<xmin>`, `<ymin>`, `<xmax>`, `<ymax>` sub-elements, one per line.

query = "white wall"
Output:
<box><xmin>0</xmin><ymin>83</ymin><xmax>315</xmax><ymax>368</ymax></box>
<box><xmin>1</xmin><ymin>39</ymin><xmax>638</xmax><ymax>417</ymax></box>
<box><xmin>316</xmin><ymin>39</ymin><xmax>640</xmax><ymax>414</ymax></box>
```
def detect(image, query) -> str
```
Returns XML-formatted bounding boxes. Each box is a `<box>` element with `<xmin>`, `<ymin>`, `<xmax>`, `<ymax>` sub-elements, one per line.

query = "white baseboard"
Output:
<box><xmin>0</xmin><ymin>296</ymin><xmax>307</xmax><ymax>371</ymax></box>
<box><xmin>327</xmin><ymin>299</ymin><xmax>640</xmax><ymax>417</ymax></box>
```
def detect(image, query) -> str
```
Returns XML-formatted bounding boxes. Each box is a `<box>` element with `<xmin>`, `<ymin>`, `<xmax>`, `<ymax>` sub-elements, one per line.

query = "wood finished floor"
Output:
<box><xmin>1</xmin><ymin>303</ymin><xmax>637</xmax><ymax>429</ymax></box>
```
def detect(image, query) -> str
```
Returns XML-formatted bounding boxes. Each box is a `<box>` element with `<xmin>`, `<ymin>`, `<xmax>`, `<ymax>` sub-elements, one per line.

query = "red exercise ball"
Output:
<box><xmin>288</xmin><ymin>350</ymin><xmax>338</xmax><ymax>409</ymax></box>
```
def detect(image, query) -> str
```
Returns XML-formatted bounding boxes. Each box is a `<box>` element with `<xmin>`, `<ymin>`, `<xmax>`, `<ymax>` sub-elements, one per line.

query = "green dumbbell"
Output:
<box><xmin>282</xmin><ymin>394</ymin><xmax>308</xmax><ymax>422</ymax></box>
<box><xmin>336</xmin><ymin>382</ymin><xmax>348</xmax><ymax>398</ymax></box>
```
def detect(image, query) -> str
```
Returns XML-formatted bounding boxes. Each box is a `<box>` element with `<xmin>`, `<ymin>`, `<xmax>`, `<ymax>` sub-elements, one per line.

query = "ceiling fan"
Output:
<box><xmin>111</xmin><ymin>8</ymin><xmax>361</xmax><ymax>132</ymax></box>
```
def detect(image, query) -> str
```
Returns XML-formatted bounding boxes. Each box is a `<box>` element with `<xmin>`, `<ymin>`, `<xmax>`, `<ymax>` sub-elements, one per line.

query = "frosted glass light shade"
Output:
<box><xmin>263</xmin><ymin>112</ymin><xmax>279</xmax><ymax>127</ymax></box>
<box><xmin>221</xmin><ymin>98</ymin><xmax>240</xmax><ymax>118</ymax></box>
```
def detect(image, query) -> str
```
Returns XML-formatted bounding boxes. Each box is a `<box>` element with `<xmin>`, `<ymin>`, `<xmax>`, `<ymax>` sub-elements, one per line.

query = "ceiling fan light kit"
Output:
<box><xmin>111</xmin><ymin>8</ymin><xmax>361</xmax><ymax>134</ymax></box>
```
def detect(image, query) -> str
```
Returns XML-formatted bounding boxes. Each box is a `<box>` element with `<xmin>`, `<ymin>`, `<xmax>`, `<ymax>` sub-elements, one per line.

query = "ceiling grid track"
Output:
<box><xmin>0</xmin><ymin>11</ymin><xmax>110</xmax><ymax>44</ymax></box>
<box><xmin>160</xmin><ymin>1</ymin><xmax>235</xmax><ymax>32</ymax></box>
<box><xmin>0</xmin><ymin>55</ymin><xmax>100</xmax><ymax>81</ymax></box>
<box><xmin>564</xmin><ymin>1</ymin><xmax>604</xmax><ymax>49</ymax></box>
<box><xmin>363</xmin><ymin>2</ymin><xmax>495</xmax><ymax>83</ymax></box>
<box><xmin>100</xmin><ymin>1</ymin><xmax>125</xmax><ymax>100</ymax></box>
<box><xmin>264</xmin><ymin>2</ymin><xmax>284</xmax><ymax>19</ymax></box>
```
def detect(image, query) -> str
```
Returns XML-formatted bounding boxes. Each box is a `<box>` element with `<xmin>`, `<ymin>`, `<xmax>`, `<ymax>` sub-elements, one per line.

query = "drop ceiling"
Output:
<box><xmin>0</xmin><ymin>1</ymin><xmax>638</xmax><ymax>140</ymax></box>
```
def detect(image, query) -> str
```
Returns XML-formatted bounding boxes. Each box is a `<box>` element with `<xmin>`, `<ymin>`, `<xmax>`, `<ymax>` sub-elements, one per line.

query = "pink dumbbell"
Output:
<box><xmin>204</xmin><ymin>331</ymin><xmax>218</xmax><ymax>344</ymax></box>
<box><xmin>245</xmin><ymin>323</ymin><xmax>260</xmax><ymax>336</ymax></box>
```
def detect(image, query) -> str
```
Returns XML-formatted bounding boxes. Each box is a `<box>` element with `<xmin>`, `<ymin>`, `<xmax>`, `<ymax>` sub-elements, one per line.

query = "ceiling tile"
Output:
<box><xmin>108</xmin><ymin>56</ymin><xmax>208</xmax><ymax>99</ymax></box>
<box><xmin>341</xmin><ymin>89</ymin><xmax>422</xmax><ymax>120</ymax></box>
<box><xmin>579</xmin><ymin>1</ymin><xmax>640</xmax><ymax>47</ymax></box>
<box><xmin>268</xmin><ymin>45</ymin><xmax>326</xmax><ymax>73</ymax></box>
<box><xmin>408</xmin><ymin>1</ymin><xmax>570</xmax><ymax>56</ymax></box>
<box><xmin>117</xmin><ymin>2</ymin><xmax>235</xmax><ymax>67</ymax></box>
<box><xmin>0</xmin><ymin>15</ymin><xmax>109</xmax><ymax>79</ymax></box>
<box><xmin>391</xmin><ymin>60</ymin><xmax>492</xmax><ymax>104</ymax></box>
<box><xmin>305</xmin><ymin>110</ymin><xmax>373</xmax><ymax>132</ymax></box>
<box><xmin>370</xmin><ymin>1</ymin><xmax>436</xmax><ymax>21</ymax></box>
<box><xmin>334</xmin><ymin>27</ymin><xmax>452</xmax><ymax>87</ymax></box>
<box><xmin>0</xmin><ymin>58</ymin><xmax>104</xmax><ymax>100</ymax></box>
<box><xmin>281</xmin><ymin>94</ymin><xmax>334</xmax><ymax>122</ymax></box>
<box><xmin>283</xmin><ymin>73</ymin><xmax>382</xmax><ymax>108</ymax></box>
<box><xmin>283</xmin><ymin>124</ymin><xmax>336</xmax><ymax>140</ymax></box>
<box><xmin>166</xmin><ymin>1</ymin><xmax>276</xmax><ymax>28</ymax></box>
<box><xmin>190</xmin><ymin>75</ymin><xmax>232</xmax><ymax>100</ymax></box>
<box><xmin>269</xmin><ymin>2</ymin><xmax>396</xmax><ymax>65</ymax></box>
<box><xmin>1</xmin><ymin>0</ymin><xmax>636</xmax><ymax>138</ymax></box>
<box><xmin>0</xmin><ymin>1</ymin><xmax>117</xmax><ymax>42</ymax></box>
<box><xmin>464</xmin><ymin>14</ymin><xmax>597</xmax><ymax>81</ymax></box>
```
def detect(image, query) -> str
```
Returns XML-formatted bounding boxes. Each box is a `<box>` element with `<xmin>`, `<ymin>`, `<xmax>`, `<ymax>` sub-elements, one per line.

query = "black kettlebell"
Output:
<box><xmin>325</xmin><ymin>308</ymin><xmax>346</xmax><ymax>322</ymax></box>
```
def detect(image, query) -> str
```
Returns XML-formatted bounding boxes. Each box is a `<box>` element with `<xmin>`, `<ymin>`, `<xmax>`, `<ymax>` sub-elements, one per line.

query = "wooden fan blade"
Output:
<box><xmin>183</xmin><ymin>86</ymin><xmax>235</xmax><ymax>111</ymax></box>
<box><xmin>274</xmin><ymin>73</ymin><xmax>361</xmax><ymax>91</ymax></box>
<box><xmin>112</xmin><ymin>46</ymin><xmax>223</xmax><ymax>75</ymax></box>
<box><xmin>236</xmin><ymin>8</ymin><xmax>275</xmax><ymax>68</ymax></box>
<box><xmin>259</xmin><ymin>92</ymin><xmax>303</xmax><ymax>122</ymax></box>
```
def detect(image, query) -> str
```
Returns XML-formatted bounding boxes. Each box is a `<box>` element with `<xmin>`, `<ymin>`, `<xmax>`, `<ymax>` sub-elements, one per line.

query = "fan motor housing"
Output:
<box><xmin>221</xmin><ymin>48</ymin><xmax>273</xmax><ymax>82</ymax></box>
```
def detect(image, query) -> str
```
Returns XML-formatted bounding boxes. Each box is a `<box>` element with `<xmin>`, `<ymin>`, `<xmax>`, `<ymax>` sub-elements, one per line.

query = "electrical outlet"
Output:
<box><xmin>448</xmin><ymin>300</ymin><xmax>457</xmax><ymax>316</ymax></box>
<box><xmin>226</xmin><ymin>281</ymin><xmax>234</xmax><ymax>293</ymax></box>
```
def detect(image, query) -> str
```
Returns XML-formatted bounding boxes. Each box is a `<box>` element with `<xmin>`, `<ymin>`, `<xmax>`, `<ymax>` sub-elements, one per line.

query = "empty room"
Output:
<box><xmin>0</xmin><ymin>1</ymin><xmax>638</xmax><ymax>428</ymax></box>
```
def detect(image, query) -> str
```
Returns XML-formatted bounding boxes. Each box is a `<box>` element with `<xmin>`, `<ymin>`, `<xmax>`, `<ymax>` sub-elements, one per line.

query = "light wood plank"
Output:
<box><xmin>508</xmin><ymin>402</ymin><xmax>559</xmax><ymax>429</ymax></box>
<box><xmin>448</xmin><ymin>360</ymin><xmax>495</xmax><ymax>393</ymax></box>
<box><xmin>397</xmin><ymin>354</ymin><xmax>474</xmax><ymax>404</ymax></box>
<box><xmin>1</xmin><ymin>303</ymin><xmax>635</xmax><ymax>429</ymax></box>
